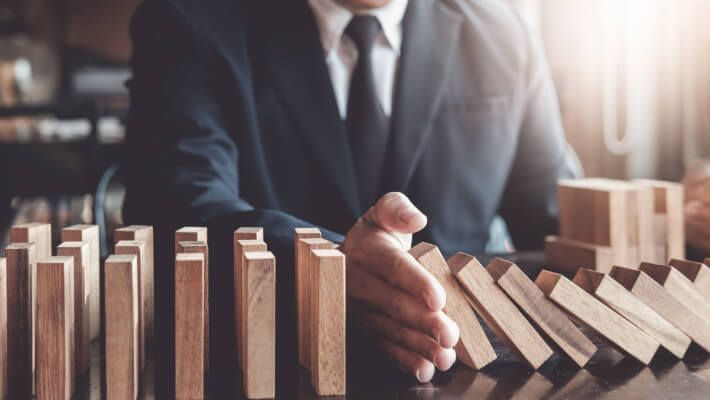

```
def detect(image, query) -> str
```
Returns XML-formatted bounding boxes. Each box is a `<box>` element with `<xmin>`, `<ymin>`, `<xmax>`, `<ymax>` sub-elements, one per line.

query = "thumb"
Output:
<box><xmin>363</xmin><ymin>192</ymin><xmax>428</xmax><ymax>235</ymax></box>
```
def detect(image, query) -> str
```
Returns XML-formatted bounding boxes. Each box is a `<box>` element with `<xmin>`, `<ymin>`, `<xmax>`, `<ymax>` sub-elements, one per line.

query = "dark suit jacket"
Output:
<box><xmin>123</xmin><ymin>0</ymin><xmax>577</xmax><ymax>395</ymax></box>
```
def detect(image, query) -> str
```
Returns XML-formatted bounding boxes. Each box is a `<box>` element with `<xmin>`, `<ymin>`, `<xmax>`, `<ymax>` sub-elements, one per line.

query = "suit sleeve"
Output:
<box><xmin>498</xmin><ymin>19</ymin><xmax>581</xmax><ymax>251</ymax></box>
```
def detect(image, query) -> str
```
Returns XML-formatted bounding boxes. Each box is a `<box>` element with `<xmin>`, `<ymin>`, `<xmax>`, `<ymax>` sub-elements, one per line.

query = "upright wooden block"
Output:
<box><xmin>544</xmin><ymin>236</ymin><xmax>613</xmax><ymax>274</ymax></box>
<box><xmin>449</xmin><ymin>254</ymin><xmax>553</xmax><ymax>369</ymax></box>
<box><xmin>634</xmin><ymin>180</ymin><xmax>685</xmax><ymax>260</ymax></box>
<box><xmin>243</xmin><ymin>251</ymin><xmax>276</xmax><ymax>399</ymax></box>
<box><xmin>668</xmin><ymin>259</ymin><xmax>710</xmax><ymax>296</ymax></box>
<box><xmin>235</xmin><ymin>240</ymin><xmax>268</xmax><ymax>370</ymax></box>
<box><xmin>234</xmin><ymin>227</ymin><xmax>265</xmax><ymax>369</ymax></box>
<box><xmin>535</xmin><ymin>270</ymin><xmax>659</xmax><ymax>364</ymax></box>
<box><xmin>573</xmin><ymin>269</ymin><xmax>691</xmax><ymax>358</ymax></box>
<box><xmin>61</xmin><ymin>225</ymin><xmax>100</xmax><ymax>340</ymax></box>
<box><xmin>487</xmin><ymin>259</ymin><xmax>597</xmax><ymax>367</ymax></box>
<box><xmin>310</xmin><ymin>249</ymin><xmax>346</xmax><ymax>396</ymax></box>
<box><xmin>293</xmin><ymin>227</ymin><xmax>321</xmax><ymax>369</ymax></box>
<box><xmin>175</xmin><ymin>227</ymin><xmax>208</xmax><ymax>251</ymax></box>
<box><xmin>57</xmin><ymin>241</ymin><xmax>91</xmax><ymax>377</ymax></box>
<box><xmin>0</xmin><ymin>258</ymin><xmax>6</xmax><ymax>399</ymax></box>
<box><xmin>115</xmin><ymin>226</ymin><xmax>155</xmax><ymax>343</ymax></box>
<box><xmin>639</xmin><ymin>262</ymin><xmax>710</xmax><ymax>323</ymax></box>
<box><xmin>104</xmin><ymin>254</ymin><xmax>139</xmax><ymax>400</ymax></box>
<box><xmin>409</xmin><ymin>243</ymin><xmax>496</xmax><ymax>369</ymax></box>
<box><xmin>36</xmin><ymin>256</ymin><xmax>75</xmax><ymax>400</ymax></box>
<box><xmin>175</xmin><ymin>253</ymin><xmax>206</xmax><ymax>400</ymax></box>
<box><xmin>4</xmin><ymin>243</ymin><xmax>35</xmax><ymax>398</ymax></box>
<box><xmin>177</xmin><ymin>240</ymin><xmax>210</xmax><ymax>374</ymax></box>
<box><xmin>610</xmin><ymin>266</ymin><xmax>710</xmax><ymax>352</ymax></box>
<box><xmin>115</xmin><ymin>240</ymin><xmax>148</xmax><ymax>370</ymax></box>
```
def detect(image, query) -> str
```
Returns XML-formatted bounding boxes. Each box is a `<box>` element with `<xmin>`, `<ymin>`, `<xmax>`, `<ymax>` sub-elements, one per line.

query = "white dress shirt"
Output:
<box><xmin>308</xmin><ymin>0</ymin><xmax>409</xmax><ymax>118</ymax></box>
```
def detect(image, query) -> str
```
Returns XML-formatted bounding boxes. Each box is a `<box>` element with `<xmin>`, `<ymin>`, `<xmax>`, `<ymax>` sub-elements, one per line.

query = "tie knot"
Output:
<box><xmin>345</xmin><ymin>15</ymin><xmax>382</xmax><ymax>54</ymax></box>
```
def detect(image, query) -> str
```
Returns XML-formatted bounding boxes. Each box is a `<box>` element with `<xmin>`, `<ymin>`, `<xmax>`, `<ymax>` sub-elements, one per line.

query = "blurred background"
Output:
<box><xmin>1</xmin><ymin>0</ymin><xmax>709</xmax><ymax>251</ymax></box>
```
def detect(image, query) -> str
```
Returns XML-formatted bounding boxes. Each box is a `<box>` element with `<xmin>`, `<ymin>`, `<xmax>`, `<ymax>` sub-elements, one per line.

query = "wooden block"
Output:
<box><xmin>634</xmin><ymin>180</ymin><xmax>685</xmax><ymax>260</ymax></box>
<box><xmin>309</xmin><ymin>249</ymin><xmax>346</xmax><ymax>396</ymax></box>
<box><xmin>409</xmin><ymin>243</ymin><xmax>496</xmax><ymax>369</ymax></box>
<box><xmin>36</xmin><ymin>256</ymin><xmax>75</xmax><ymax>400</ymax></box>
<box><xmin>104</xmin><ymin>254</ymin><xmax>139</xmax><ymax>400</ymax></box>
<box><xmin>0</xmin><ymin>258</ymin><xmax>6</xmax><ymax>399</ymax></box>
<box><xmin>610</xmin><ymin>266</ymin><xmax>710</xmax><ymax>353</ymax></box>
<box><xmin>535</xmin><ymin>270</ymin><xmax>659</xmax><ymax>364</ymax></box>
<box><xmin>57</xmin><ymin>241</ymin><xmax>91</xmax><ymax>377</ymax></box>
<box><xmin>115</xmin><ymin>240</ymin><xmax>147</xmax><ymax>371</ymax></box>
<box><xmin>487</xmin><ymin>259</ymin><xmax>597</xmax><ymax>367</ymax></box>
<box><xmin>115</xmin><ymin>226</ymin><xmax>155</xmax><ymax>345</ymax></box>
<box><xmin>573</xmin><ymin>268</ymin><xmax>691</xmax><ymax>358</ymax></box>
<box><xmin>544</xmin><ymin>236</ymin><xmax>613</xmax><ymax>274</ymax></box>
<box><xmin>61</xmin><ymin>225</ymin><xmax>100</xmax><ymax>341</ymax></box>
<box><xmin>235</xmin><ymin>240</ymin><xmax>267</xmax><ymax>370</ymax></box>
<box><xmin>296</xmin><ymin>236</ymin><xmax>334</xmax><ymax>369</ymax></box>
<box><xmin>628</xmin><ymin>185</ymin><xmax>656</xmax><ymax>266</ymax></box>
<box><xmin>4</xmin><ymin>243</ymin><xmax>35</xmax><ymax>398</ymax></box>
<box><xmin>450</xmin><ymin>254</ymin><xmax>553</xmax><ymax>369</ymax></box>
<box><xmin>175</xmin><ymin>227</ymin><xmax>208</xmax><ymax>252</ymax></box>
<box><xmin>293</xmin><ymin>227</ymin><xmax>321</xmax><ymax>369</ymax></box>
<box><xmin>243</xmin><ymin>251</ymin><xmax>276</xmax><ymax>399</ymax></box>
<box><xmin>639</xmin><ymin>262</ymin><xmax>710</xmax><ymax>323</ymax></box>
<box><xmin>177</xmin><ymin>240</ymin><xmax>210</xmax><ymax>374</ymax></box>
<box><xmin>668</xmin><ymin>258</ymin><xmax>710</xmax><ymax>296</ymax></box>
<box><xmin>175</xmin><ymin>253</ymin><xmax>206</xmax><ymax>400</ymax></box>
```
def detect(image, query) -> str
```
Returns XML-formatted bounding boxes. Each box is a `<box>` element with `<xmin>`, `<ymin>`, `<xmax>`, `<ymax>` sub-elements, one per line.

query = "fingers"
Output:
<box><xmin>380</xmin><ymin>339</ymin><xmax>436</xmax><ymax>383</ymax></box>
<box><xmin>363</xmin><ymin>192</ymin><xmax>428</xmax><ymax>234</ymax></box>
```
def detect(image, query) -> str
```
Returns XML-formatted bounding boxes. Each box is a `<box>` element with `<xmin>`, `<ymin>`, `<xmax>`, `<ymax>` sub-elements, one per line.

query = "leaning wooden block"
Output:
<box><xmin>234</xmin><ymin>227</ymin><xmax>265</xmax><ymax>369</ymax></box>
<box><xmin>634</xmin><ymin>180</ymin><xmax>685</xmax><ymax>260</ymax></box>
<box><xmin>310</xmin><ymin>249</ymin><xmax>346</xmax><ymax>396</ymax></box>
<box><xmin>61</xmin><ymin>225</ymin><xmax>100</xmax><ymax>340</ymax></box>
<box><xmin>450</xmin><ymin>254</ymin><xmax>553</xmax><ymax>369</ymax></box>
<box><xmin>409</xmin><ymin>243</ymin><xmax>496</xmax><ymax>369</ymax></box>
<box><xmin>0</xmin><ymin>258</ymin><xmax>6</xmax><ymax>399</ymax></box>
<box><xmin>639</xmin><ymin>262</ymin><xmax>710</xmax><ymax>323</ymax></box>
<box><xmin>535</xmin><ymin>270</ymin><xmax>659</xmax><ymax>364</ymax></box>
<box><xmin>544</xmin><ymin>236</ymin><xmax>613</xmax><ymax>274</ymax></box>
<box><xmin>105</xmin><ymin>254</ymin><xmax>139</xmax><ymax>400</ymax></box>
<box><xmin>175</xmin><ymin>253</ymin><xmax>206</xmax><ymax>400</ymax></box>
<box><xmin>236</xmin><ymin>240</ymin><xmax>268</xmax><ymax>370</ymax></box>
<box><xmin>178</xmin><ymin>240</ymin><xmax>210</xmax><ymax>373</ymax></box>
<box><xmin>243</xmin><ymin>251</ymin><xmax>276</xmax><ymax>399</ymax></box>
<box><xmin>115</xmin><ymin>240</ymin><xmax>148</xmax><ymax>370</ymax></box>
<box><xmin>573</xmin><ymin>269</ymin><xmax>690</xmax><ymax>359</ymax></box>
<box><xmin>668</xmin><ymin>259</ymin><xmax>710</xmax><ymax>297</ymax></box>
<box><xmin>57</xmin><ymin>241</ymin><xmax>91</xmax><ymax>377</ymax></box>
<box><xmin>487</xmin><ymin>259</ymin><xmax>597</xmax><ymax>367</ymax></box>
<box><xmin>610</xmin><ymin>266</ymin><xmax>710</xmax><ymax>353</ymax></box>
<box><xmin>37</xmin><ymin>256</ymin><xmax>75</xmax><ymax>400</ymax></box>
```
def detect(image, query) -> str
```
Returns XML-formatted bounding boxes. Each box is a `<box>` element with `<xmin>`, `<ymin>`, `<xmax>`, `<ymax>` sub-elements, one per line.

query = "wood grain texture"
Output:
<box><xmin>177</xmin><ymin>240</ymin><xmax>210</xmax><ymax>374</ymax></box>
<box><xmin>175</xmin><ymin>253</ymin><xmax>206</xmax><ymax>400</ymax></box>
<box><xmin>544</xmin><ymin>236</ymin><xmax>613</xmax><ymax>274</ymax></box>
<box><xmin>115</xmin><ymin>226</ymin><xmax>155</xmax><ymax>345</ymax></box>
<box><xmin>175</xmin><ymin>227</ymin><xmax>208</xmax><ymax>253</ymax></box>
<box><xmin>4</xmin><ymin>243</ymin><xmax>35</xmax><ymax>398</ymax></box>
<box><xmin>409</xmin><ymin>243</ymin><xmax>496</xmax><ymax>370</ymax></box>
<box><xmin>634</xmin><ymin>180</ymin><xmax>685</xmax><ymax>260</ymax></box>
<box><xmin>61</xmin><ymin>224</ymin><xmax>100</xmax><ymax>340</ymax></box>
<box><xmin>610</xmin><ymin>266</ymin><xmax>710</xmax><ymax>352</ymax></box>
<box><xmin>293</xmin><ymin>228</ymin><xmax>322</xmax><ymax>369</ymax></box>
<box><xmin>310</xmin><ymin>249</ymin><xmax>346</xmax><ymax>396</ymax></box>
<box><xmin>0</xmin><ymin>258</ymin><xmax>6</xmax><ymax>399</ymax></box>
<box><xmin>535</xmin><ymin>270</ymin><xmax>659</xmax><ymax>364</ymax></box>
<box><xmin>104</xmin><ymin>254</ymin><xmax>139</xmax><ymax>400</ymax></box>
<box><xmin>36</xmin><ymin>256</ymin><xmax>75</xmax><ymax>400</ymax></box>
<box><xmin>573</xmin><ymin>269</ymin><xmax>690</xmax><ymax>358</ymax></box>
<box><xmin>243</xmin><ymin>251</ymin><xmax>276</xmax><ymax>399</ymax></box>
<box><xmin>235</xmin><ymin>240</ymin><xmax>268</xmax><ymax>370</ymax></box>
<box><xmin>668</xmin><ymin>259</ymin><xmax>710</xmax><ymax>296</ymax></box>
<box><xmin>234</xmin><ymin>228</ymin><xmax>265</xmax><ymax>369</ymax></box>
<box><xmin>115</xmin><ymin>240</ymin><xmax>147</xmax><ymax>371</ymax></box>
<box><xmin>487</xmin><ymin>259</ymin><xmax>596</xmax><ymax>367</ymax></box>
<box><xmin>57</xmin><ymin>241</ymin><xmax>92</xmax><ymax>377</ymax></box>
<box><xmin>450</xmin><ymin>254</ymin><xmax>553</xmax><ymax>369</ymax></box>
<box><xmin>639</xmin><ymin>262</ymin><xmax>710</xmax><ymax>323</ymax></box>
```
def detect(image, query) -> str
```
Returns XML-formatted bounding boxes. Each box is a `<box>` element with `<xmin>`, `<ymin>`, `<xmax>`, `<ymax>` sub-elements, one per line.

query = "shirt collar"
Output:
<box><xmin>308</xmin><ymin>0</ymin><xmax>408</xmax><ymax>55</ymax></box>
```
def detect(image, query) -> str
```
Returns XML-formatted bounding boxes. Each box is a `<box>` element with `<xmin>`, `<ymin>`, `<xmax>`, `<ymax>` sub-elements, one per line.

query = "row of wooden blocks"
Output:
<box><xmin>410</xmin><ymin>241</ymin><xmax>710</xmax><ymax>374</ymax></box>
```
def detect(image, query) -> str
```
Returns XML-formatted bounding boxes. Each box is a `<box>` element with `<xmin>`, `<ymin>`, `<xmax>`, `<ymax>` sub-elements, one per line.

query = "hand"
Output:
<box><xmin>340</xmin><ymin>192</ymin><xmax>459</xmax><ymax>382</ymax></box>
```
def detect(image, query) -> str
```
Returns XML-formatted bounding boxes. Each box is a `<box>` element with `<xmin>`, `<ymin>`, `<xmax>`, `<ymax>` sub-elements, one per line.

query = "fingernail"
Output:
<box><xmin>421</xmin><ymin>290</ymin><xmax>435</xmax><ymax>310</ymax></box>
<box><xmin>399</xmin><ymin>208</ymin><xmax>418</xmax><ymax>224</ymax></box>
<box><xmin>416</xmin><ymin>369</ymin><xmax>424</xmax><ymax>383</ymax></box>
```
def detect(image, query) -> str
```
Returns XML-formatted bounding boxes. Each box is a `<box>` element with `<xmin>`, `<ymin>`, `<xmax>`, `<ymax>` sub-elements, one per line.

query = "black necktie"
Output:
<box><xmin>345</xmin><ymin>15</ymin><xmax>390</xmax><ymax>209</ymax></box>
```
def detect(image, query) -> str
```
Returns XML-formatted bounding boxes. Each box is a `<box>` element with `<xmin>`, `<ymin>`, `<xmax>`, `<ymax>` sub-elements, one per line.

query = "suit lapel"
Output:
<box><xmin>262</xmin><ymin>3</ymin><xmax>362</xmax><ymax>217</ymax></box>
<box><xmin>383</xmin><ymin>0</ymin><xmax>464</xmax><ymax>193</ymax></box>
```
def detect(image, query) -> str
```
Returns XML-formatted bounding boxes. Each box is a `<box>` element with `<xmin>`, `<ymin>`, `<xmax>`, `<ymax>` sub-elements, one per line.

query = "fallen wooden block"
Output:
<box><xmin>668</xmin><ymin>258</ymin><xmax>710</xmax><ymax>296</ymax></box>
<box><xmin>57</xmin><ymin>241</ymin><xmax>91</xmax><ymax>377</ymax></box>
<box><xmin>4</xmin><ymin>243</ymin><xmax>35</xmax><ymax>398</ymax></box>
<box><xmin>487</xmin><ymin>259</ymin><xmax>596</xmax><ymax>367</ymax></box>
<box><xmin>310</xmin><ymin>249</ymin><xmax>346</xmax><ymax>396</ymax></box>
<box><xmin>234</xmin><ymin>227</ymin><xmax>265</xmax><ymax>369</ymax></box>
<box><xmin>409</xmin><ymin>243</ymin><xmax>496</xmax><ymax>369</ymax></box>
<box><xmin>535</xmin><ymin>270</ymin><xmax>659</xmax><ymax>364</ymax></box>
<box><xmin>450</xmin><ymin>254</ymin><xmax>553</xmax><ymax>369</ymax></box>
<box><xmin>0</xmin><ymin>257</ymin><xmax>6</xmax><ymax>399</ymax></box>
<box><xmin>61</xmin><ymin>225</ymin><xmax>100</xmax><ymax>340</ymax></box>
<box><xmin>610</xmin><ymin>266</ymin><xmax>710</xmax><ymax>353</ymax></box>
<box><xmin>573</xmin><ymin>268</ymin><xmax>690</xmax><ymax>358</ymax></box>
<box><xmin>639</xmin><ymin>262</ymin><xmax>710</xmax><ymax>323</ymax></box>
<box><xmin>544</xmin><ymin>236</ymin><xmax>613</xmax><ymax>274</ymax></box>
<box><xmin>177</xmin><ymin>240</ymin><xmax>210</xmax><ymax>374</ymax></box>
<box><xmin>235</xmin><ymin>239</ymin><xmax>267</xmax><ymax>370</ymax></box>
<box><xmin>36</xmin><ymin>256</ymin><xmax>75</xmax><ymax>400</ymax></box>
<box><xmin>243</xmin><ymin>251</ymin><xmax>276</xmax><ymax>399</ymax></box>
<box><xmin>115</xmin><ymin>240</ymin><xmax>148</xmax><ymax>370</ymax></box>
<box><xmin>104</xmin><ymin>254</ymin><xmax>139</xmax><ymax>400</ymax></box>
<box><xmin>634</xmin><ymin>180</ymin><xmax>685</xmax><ymax>260</ymax></box>
<box><xmin>175</xmin><ymin>253</ymin><xmax>206</xmax><ymax>400</ymax></box>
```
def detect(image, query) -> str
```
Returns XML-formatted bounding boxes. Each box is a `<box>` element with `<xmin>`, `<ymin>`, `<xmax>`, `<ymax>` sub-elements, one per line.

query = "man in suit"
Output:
<box><xmin>124</xmin><ymin>0</ymin><xmax>578</xmax><ymax>392</ymax></box>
